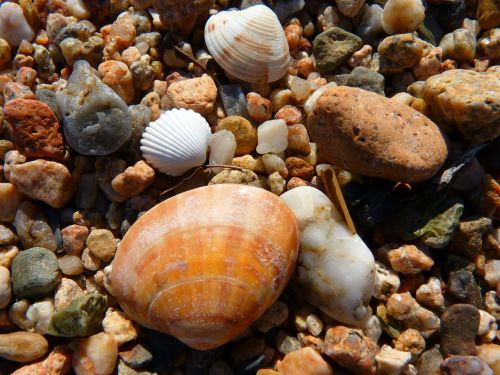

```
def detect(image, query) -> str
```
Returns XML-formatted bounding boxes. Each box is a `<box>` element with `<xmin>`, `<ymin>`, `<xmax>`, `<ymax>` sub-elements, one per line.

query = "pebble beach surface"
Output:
<box><xmin>0</xmin><ymin>0</ymin><xmax>499</xmax><ymax>374</ymax></box>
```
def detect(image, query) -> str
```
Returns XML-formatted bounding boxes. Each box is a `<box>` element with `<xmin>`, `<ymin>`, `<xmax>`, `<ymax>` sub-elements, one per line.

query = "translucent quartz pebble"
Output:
<box><xmin>0</xmin><ymin>3</ymin><xmax>35</xmax><ymax>47</ymax></box>
<box><xmin>256</xmin><ymin>120</ymin><xmax>288</xmax><ymax>154</ymax></box>
<box><xmin>209</xmin><ymin>130</ymin><xmax>237</xmax><ymax>173</ymax></box>
<box><xmin>281</xmin><ymin>186</ymin><xmax>375</xmax><ymax>326</ymax></box>
<box><xmin>56</xmin><ymin>60</ymin><xmax>132</xmax><ymax>156</ymax></box>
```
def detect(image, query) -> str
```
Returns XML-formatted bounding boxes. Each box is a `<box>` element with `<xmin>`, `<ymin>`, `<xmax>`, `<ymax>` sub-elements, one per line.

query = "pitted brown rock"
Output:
<box><xmin>4</xmin><ymin>99</ymin><xmax>65</xmax><ymax>160</ymax></box>
<box><xmin>307</xmin><ymin>86</ymin><xmax>448</xmax><ymax>183</ymax></box>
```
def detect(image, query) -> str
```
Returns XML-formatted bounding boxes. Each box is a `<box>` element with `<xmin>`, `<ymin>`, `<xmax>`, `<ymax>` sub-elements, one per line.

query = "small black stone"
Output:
<box><xmin>438</xmin><ymin>0</ymin><xmax>466</xmax><ymax>31</ymax></box>
<box><xmin>447</xmin><ymin>270</ymin><xmax>483</xmax><ymax>308</ymax></box>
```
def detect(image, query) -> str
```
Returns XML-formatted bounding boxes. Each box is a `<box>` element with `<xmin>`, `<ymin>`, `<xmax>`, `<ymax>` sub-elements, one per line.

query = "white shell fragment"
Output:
<box><xmin>204</xmin><ymin>5</ymin><xmax>291</xmax><ymax>84</ymax></box>
<box><xmin>140</xmin><ymin>109</ymin><xmax>212</xmax><ymax>176</ymax></box>
<box><xmin>304</xmin><ymin>82</ymin><xmax>337</xmax><ymax>115</ymax></box>
<box><xmin>281</xmin><ymin>186</ymin><xmax>375</xmax><ymax>326</ymax></box>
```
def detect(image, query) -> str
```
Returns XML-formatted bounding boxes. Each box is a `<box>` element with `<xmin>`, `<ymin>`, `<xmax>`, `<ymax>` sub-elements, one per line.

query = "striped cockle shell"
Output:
<box><xmin>111</xmin><ymin>184</ymin><xmax>300</xmax><ymax>350</ymax></box>
<box><xmin>204</xmin><ymin>5</ymin><xmax>291</xmax><ymax>84</ymax></box>
<box><xmin>140</xmin><ymin>108</ymin><xmax>212</xmax><ymax>176</ymax></box>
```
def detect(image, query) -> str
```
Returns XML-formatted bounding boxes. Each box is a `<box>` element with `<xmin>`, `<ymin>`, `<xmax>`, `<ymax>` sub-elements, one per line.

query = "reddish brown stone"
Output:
<box><xmin>286</xmin><ymin>157</ymin><xmax>315</xmax><ymax>181</ymax></box>
<box><xmin>4</xmin><ymin>99</ymin><xmax>65</xmax><ymax>160</ymax></box>
<box><xmin>275</xmin><ymin>105</ymin><xmax>303</xmax><ymax>125</ymax></box>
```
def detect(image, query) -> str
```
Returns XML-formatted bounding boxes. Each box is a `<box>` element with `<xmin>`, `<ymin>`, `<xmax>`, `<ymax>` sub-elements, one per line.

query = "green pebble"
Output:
<box><xmin>48</xmin><ymin>293</ymin><xmax>107</xmax><ymax>337</ymax></box>
<box><xmin>313</xmin><ymin>27</ymin><xmax>362</xmax><ymax>74</ymax></box>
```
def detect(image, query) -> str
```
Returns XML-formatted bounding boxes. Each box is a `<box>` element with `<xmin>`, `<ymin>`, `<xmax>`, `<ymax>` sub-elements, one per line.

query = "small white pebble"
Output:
<box><xmin>262</xmin><ymin>154</ymin><xmax>287</xmax><ymax>175</ymax></box>
<box><xmin>375</xmin><ymin>345</ymin><xmax>412</xmax><ymax>375</ymax></box>
<box><xmin>478</xmin><ymin>310</ymin><xmax>497</xmax><ymax>342</ymax></box>
<box><xmin>268</xmin><ymin>171</ymin><xmax>286</xmax><ymax>195</ymax></box>
<box><xmin>58</xmin><ymin>255</ymin><xmax>84</xmax><ymax>275</ymax></box>
<box><xmin>256</xmin><ymin>120</ymin><xmax>288</xmax><ymax>154</ymax></box>
<box><xmin>26</xmin><ymin>298</ymin><xmax>54</xmax><ymax>335</ymax></box>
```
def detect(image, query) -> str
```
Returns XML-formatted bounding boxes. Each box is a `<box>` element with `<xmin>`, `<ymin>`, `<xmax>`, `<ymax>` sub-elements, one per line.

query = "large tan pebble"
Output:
<box><xmin>276</xmin><ymin>347</ymin><xmax>333</xmax><ymax>375</ymax></box>
<box><xmin>72</xmin><ymin>332</ymin><xmax>118</xmax><ymax>375</ymax></box>
<box><xmin>161</xmin><ymin>75</ymin><xmax>217</xmax><ymax>115</ymax></box>
<box><xmin>0</xmin><ymin>332</ymin><xmax>48</xmax><ymax>362</ymax></box>
<box><xmin>382</xmin><ymin>0</ymin><xmax>425</xmax><ymax>34</ymax></box>
<box><xmin>422</xmin><ymin>69</ymin><xmax>500</xmax><ymax>144</ymax></box>
<box><xmin>86</xmin><ymin>229</ymin><xmax>116</xmax><ymax>262</ymax></box>
<box><xmin>111</xmin><ymin>160</ymin><xmax>155</xmax><ymax>199</ymax></box>
<box><xmin>9</xmin><ymin>160</ymin><xmax>74</xmax><ymax>208</ymax></box>
<box><xmin>307</xmin><ymin>86</ymin><xmax>448</xmax><ymax>183</ymax></box>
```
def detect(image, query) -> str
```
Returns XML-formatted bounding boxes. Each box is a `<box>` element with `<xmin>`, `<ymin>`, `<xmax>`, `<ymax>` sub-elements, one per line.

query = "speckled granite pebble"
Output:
<box><xmin>422</xmin><ymin>69</ymin><xmax>500</xmax><ymax>144</ymax></box>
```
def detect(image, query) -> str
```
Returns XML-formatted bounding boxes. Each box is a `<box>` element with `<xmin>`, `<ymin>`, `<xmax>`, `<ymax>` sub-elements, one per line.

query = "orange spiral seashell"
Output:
<box><xmin>111</xmin><ymin>184</ymin><xmax>299</xmax><ymax>350</ymax></box>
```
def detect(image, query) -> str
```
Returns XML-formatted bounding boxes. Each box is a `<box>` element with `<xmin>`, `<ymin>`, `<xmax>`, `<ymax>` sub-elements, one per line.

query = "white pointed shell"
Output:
<box><xmin>280</xmin><ymin>186</ymin><xmax>375</xmax><ymax>326</ymax></box>
<box><xmin>204</xmin><ymin>5</ymin><xmax>291</xmax><ymax>84</ymax></box>
<box><xmin>140</xmin><ymin>109</ymin><xmax>211</xmax><ymax>176</ymax></box>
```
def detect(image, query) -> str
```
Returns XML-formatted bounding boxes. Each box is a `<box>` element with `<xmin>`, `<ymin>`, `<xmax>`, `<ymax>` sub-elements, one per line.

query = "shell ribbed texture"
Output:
<box><xmin>111</xmin><ymin>184</ymin><xmax>300</xmax><ymax>350</ymax></box>
<box><xmin>204</xmin><ymin>5</ymin><xmax>291</xmax><ymax>84</ymax></box>
<box><xmin>140</xmin><ymin>108</ymin><xmax>212</xmax><ymax>176</ymax></box>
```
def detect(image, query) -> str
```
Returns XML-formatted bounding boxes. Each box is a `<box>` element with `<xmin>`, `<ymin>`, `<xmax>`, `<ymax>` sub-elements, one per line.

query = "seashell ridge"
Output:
<box><xmin>140</xmin><ymin>108</ymin><xmax>212</xmax><ymax>176</ymax></box>
<box><xmin>204</xmin><ymin>5</ymin><xmax>291</xmax><ymax>84</ymax></box>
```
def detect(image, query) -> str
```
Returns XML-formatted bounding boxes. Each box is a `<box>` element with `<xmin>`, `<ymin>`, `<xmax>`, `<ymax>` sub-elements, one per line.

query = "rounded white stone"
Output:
<box><xmin>257</xmin><ymin>119</ymin><xmax>288</xmax><ymax>154</ymax></box>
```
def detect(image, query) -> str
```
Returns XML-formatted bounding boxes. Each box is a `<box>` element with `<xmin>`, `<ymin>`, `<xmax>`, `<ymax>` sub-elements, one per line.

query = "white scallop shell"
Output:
<box><xmin>204</xmin><ymin>5</ymin><xmax>291</xmax><ymax>84</ymax></box>
<box><xmin>140</xmin><ymin>109</ymin><xmax>212</xmax><ymax>176</ymax></box>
